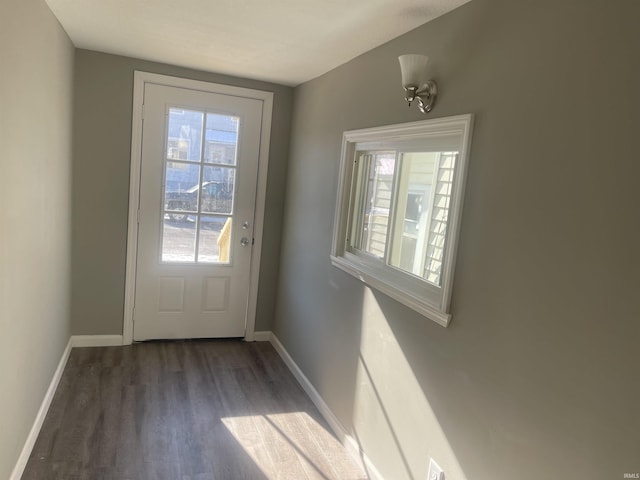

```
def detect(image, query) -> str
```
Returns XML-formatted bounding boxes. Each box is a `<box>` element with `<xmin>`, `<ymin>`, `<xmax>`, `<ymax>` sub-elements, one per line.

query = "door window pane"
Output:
<box><xmin>198</xmin><ymin>216</ymin><xmax>232</xmax><ymax>264</ymax></box>
<box><xmin>162</xmin><ymin>220</ymin><xmax>196</xmax><ymax>262</ymax></box>
<box><xmin>164</xmin><ymin>162</ymin><xmax>200</xmax><ymax>219</ymax></box>
<box><xmin>201</xmin><ymin>166</ymin><xmax>234</xmax><ymax>215</ymax></box>
<box><xmin>204</xmin><ymin>113</ymin><xmax>238</xmax><ymax>165</ymax></box>
<box><xmin>167</xmin><ymin>109</ymin><xmax>203</xmax><ymax>162</ymax></box>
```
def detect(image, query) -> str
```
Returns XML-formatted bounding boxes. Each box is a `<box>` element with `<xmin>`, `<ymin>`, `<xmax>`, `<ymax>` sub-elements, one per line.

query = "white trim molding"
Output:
<box><xmin>123</xmin><ymin>71</ymin><xmax>274</xmax><ymax>345</ymax></box>
<box><xmin>269</xmin><ymin>334</ymin><xmax>384</xmax><ymax>480</ymax></box>
<box><xmin>9</xmin><ymin>339</ymin><xmax>73</xmax><ymax>480</ymax></box>
<box><xmin>71</xmin><ymin>335</ymin><xmax>124</xmax><ymax>348</ymax></box>
<box><xmin>251</xmin><ymin>331</ymin><xmax>272</xmax><ymax>342</ymax></box>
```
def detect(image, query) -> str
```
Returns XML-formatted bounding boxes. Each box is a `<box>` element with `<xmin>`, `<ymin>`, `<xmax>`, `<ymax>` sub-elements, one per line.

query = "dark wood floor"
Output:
<box><xmin>22</xmin><ymin>340</ymin><xmax>367</xmax><ymax>480</ymax></box>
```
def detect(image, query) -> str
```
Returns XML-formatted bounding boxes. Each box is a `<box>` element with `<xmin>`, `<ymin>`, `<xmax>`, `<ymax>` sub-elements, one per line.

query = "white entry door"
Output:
<box><xmin>133</xmin><ymin>82</ymin><xmax>263</xmax><ymax>340</ymax></box>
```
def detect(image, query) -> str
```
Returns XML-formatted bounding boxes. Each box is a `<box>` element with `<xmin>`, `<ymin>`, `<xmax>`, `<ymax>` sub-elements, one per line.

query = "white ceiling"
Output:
<box><xmin>45</xmin><ymin>0</ymin><xmax>470</xmax><ymax>86</ymax></box>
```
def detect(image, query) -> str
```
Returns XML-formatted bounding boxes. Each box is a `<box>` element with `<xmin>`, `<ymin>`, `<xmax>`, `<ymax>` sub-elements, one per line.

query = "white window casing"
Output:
<box><xmin>330</xmin><ymin>114</ymin><xmax>474</xmax><ymax>327</ymax></box>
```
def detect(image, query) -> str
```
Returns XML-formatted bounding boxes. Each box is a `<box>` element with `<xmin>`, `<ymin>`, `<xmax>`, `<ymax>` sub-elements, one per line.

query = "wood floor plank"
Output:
<box><xmin>21</xmin><ymin>340</ymin><xmax>367</xmax><ymax>480</ymax></box>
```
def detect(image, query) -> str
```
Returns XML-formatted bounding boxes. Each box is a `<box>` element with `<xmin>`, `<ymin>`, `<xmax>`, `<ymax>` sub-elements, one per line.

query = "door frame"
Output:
<box><xmin>123</xmin><ymin>71</ymin><xmax>273</xmax><ymax>345</ymax></box>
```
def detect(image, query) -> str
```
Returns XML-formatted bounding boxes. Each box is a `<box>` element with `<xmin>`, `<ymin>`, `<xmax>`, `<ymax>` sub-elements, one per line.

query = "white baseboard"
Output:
<box><xmin>269</xmin><ymin>334</ymin><xmax>384</xmax><ymax>480</ymax></box>
<box><xmin>343</xmin><ymin>434</ymin><xmax>385</xmax><ymax>480</ymax></box>
<box><xmin>71</xmin><ymin>334</ymin><xmax>124</xmax><ymax>347</ymax></box>
<box><xmin>251</xmin><ymin>330</ymin><xmax>272</xmax><ymax>342</ymax></box>
<box><xmin>269</xmin><ymin>334</ymin><xmax>347</xmax><ymax>438</ymax></box>
<box><xmin>9</xmin><ymin>338</ymin><xmax>73</xmax><ymax>480</ymax></box>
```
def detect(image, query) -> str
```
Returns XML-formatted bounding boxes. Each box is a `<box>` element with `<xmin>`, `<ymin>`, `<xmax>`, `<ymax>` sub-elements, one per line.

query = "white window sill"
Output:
<box><xmin>330</xmin><ymin>255</ymin><xmax>451</xmax><ymax>327</ymax></box>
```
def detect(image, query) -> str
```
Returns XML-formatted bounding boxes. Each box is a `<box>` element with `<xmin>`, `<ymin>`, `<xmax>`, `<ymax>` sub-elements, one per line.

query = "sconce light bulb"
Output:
<box><xmin>404</xmin><ymin>86</ymin><xmax>418</xmax><ymax>107</ymax></box>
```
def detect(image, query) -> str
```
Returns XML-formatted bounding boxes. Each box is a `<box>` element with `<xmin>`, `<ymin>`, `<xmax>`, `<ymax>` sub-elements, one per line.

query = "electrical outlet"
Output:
<box><xmin>427</xmin><ymin>458</ymin><xmax>444</xmax><ymax>480</ymax></box>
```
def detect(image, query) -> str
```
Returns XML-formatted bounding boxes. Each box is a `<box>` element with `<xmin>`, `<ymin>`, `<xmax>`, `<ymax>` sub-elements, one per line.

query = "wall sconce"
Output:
<box><xmin>398</xmin><ymin>54</ymin><xmax>437</xmax><ymax>113</ymax></box>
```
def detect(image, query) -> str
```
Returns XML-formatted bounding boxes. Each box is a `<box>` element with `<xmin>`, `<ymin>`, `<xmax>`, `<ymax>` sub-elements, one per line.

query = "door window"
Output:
<box><xmin>161</xmin><ymin>108</ymin><xmax>239</xmax><ymax>264</ymax></box>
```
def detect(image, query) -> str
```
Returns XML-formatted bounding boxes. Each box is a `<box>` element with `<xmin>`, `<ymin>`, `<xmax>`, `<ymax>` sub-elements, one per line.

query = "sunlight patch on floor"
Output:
<box><xmin>222</xmin><ymin>411</ymin><xmax>367</xmax><ymax>480</ymax></box>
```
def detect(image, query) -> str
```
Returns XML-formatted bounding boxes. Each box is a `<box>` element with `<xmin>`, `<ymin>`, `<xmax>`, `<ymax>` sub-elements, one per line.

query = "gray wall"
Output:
<box><xmin>72</xmin><ymin>50</ymin><xmax>293</xmax><ymax>335</ymax></box>
<box><xmin>274</xmin><ymin>0</ymin><xmax>640</xmax><ymax>479</ymax></box>
<box><xmin>0</xmin><ymin>0</ymin><xmax>74</xmax><ymax>477</ymax></box>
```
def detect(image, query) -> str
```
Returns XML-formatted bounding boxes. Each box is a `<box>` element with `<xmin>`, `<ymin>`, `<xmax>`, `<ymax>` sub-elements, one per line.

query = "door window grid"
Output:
<box><xmin>161</xmin><ymin>107</ymin><xmax>239</xmax><ymax>264</ymax></box>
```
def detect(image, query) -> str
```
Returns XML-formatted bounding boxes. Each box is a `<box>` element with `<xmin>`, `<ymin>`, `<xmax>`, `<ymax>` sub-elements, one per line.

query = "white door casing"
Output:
<box><xmin>123</xmin><ymin>72</ymin><xmax>273</xmax><ymax>344</ymax></box>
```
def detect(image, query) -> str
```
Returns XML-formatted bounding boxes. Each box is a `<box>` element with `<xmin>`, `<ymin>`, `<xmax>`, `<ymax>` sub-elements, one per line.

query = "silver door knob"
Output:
<box><xmin>240</xmin><ymin>237</ymin><xmax>250</xmax><ymax>246</ymax></box>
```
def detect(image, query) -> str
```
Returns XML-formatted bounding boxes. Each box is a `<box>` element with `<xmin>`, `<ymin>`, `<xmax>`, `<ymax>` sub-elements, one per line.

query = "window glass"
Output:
<box><xmin>350</xmin><ymin>150</ymin><xmax>456</xmax><ymax>286</ymax></box>
<box><xmin>351</xmin><ymin>152</ymin><xmax>395</xmax><ymax>257</ymax></box>
<box><xmin>167</xmin><ymin>108</ymin><xmax>203</xmax><ymax>162</ymax></box>
<box><xmin>201</xmin><ymin>166</ymin><xmax>234</xmax><ymax>215</ymax></box>
<box><xmin>161</xmin><ymin>107</ymin><xmax>238</xmax><ymax>264</ymax></box>
<box><xmin>204</xmin><ymin>113</ymin><xmax>238</xmax><ymax>165</ymax></box>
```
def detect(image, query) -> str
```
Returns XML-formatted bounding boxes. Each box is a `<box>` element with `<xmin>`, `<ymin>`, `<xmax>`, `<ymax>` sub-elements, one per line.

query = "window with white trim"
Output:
<box><xmin>330</xmin><ymin>115</ymin><xmax>473</xmax><ymax>326</ymax></box>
